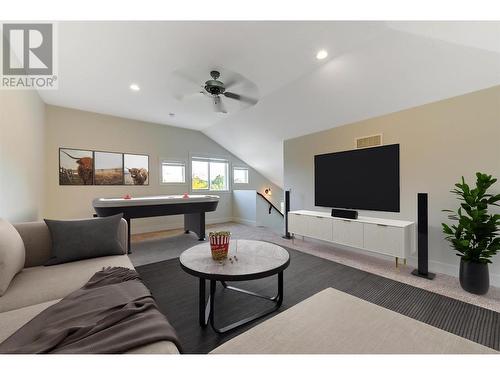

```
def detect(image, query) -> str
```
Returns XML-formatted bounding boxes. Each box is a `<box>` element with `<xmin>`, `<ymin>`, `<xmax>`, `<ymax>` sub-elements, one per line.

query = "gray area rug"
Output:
<box><xmin>130</xmin><ymin>233</ymin><xmax>201</xmax><ymax>266</ymax></box>
<box><xmin>135</xmin><ymin>242</ymin><xmax>500</xmax><ymax>354</ymax></box>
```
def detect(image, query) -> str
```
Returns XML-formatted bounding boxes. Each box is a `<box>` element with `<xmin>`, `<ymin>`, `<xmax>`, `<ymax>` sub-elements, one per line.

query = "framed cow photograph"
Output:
<box><xmin>94</xmin><ymin>151</ymin><xmax>124</xmax><ymax>185</ymax></box>
<box><xmin>124</xmin><ymin>153</ymin><xmax>149</xmax><ymax>185</ymax></box>
<box><xmin>59</xmin><ymin>148</ymin><xmax>94</xmax><ymax>185</ymax></box>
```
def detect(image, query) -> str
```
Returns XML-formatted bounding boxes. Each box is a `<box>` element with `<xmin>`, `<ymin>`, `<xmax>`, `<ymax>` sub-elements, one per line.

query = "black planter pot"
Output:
<box><xmin>459</xmin><ymin>259</ymin><xmax>489</xmax><ymax>295</ymax></box>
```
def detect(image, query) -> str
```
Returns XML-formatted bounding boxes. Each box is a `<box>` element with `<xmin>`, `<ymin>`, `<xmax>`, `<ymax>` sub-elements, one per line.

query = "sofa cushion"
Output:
<box><xmin>0</xmin><ymin>219</ymin><xmax>26</xmax><ymax>296</ymax></box>
<box><xmin>14</xmin><ymin>219</ymin><xmax>129</xmax><ymax>268</ymax></box>
<box><xmin>0</xmin><ymin>299</ymin><xmax>60</xmax><ymax>343</ymax></box>
<box><xmin>0</xmin><ymin>254</ymin><xmax>133</xmax><ymax>313</ymax></box>
<box><xmin>13</xmin><ymin>221</ymin><xmax>52</xmax><ymax>268</ymax></box>
<box><xmin>44</xmin><ymin>214</ymin><xmax>125</xmax><ymax>266</ymax></box>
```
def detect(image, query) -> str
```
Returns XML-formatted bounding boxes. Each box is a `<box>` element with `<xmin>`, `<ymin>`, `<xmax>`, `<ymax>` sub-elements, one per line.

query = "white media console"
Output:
<box><xmin>288</xmin><ymin>210</ymin><xmax>415</xmax><ymax>266</ymax></box>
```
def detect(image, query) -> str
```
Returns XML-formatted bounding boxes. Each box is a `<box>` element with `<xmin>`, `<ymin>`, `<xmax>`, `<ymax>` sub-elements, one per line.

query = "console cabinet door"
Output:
<box><xmin>332</xmin><ymin>219</ymin><xmax>364</xmax><ymax>248</ymax></box>
<box><xmin>288</xmin><ymin>213</ymin><xmax>309</xmax><ymax>236</ymax></box>
<box><xmin>307</xmin><ymin>215</ymin><xmax>333</xmax><ymax>242</ymax></box>
<box><xmin>363</xmin><ymin>223</ymin><xmax>404</xmax><ymax>257</ymax></box>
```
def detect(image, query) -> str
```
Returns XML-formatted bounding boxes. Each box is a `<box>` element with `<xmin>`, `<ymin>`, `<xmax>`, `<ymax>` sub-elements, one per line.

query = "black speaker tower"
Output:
<box><xmin>283</xmin><ymin>190</ymin><xmax>292</xmax><ymax>239</ymax></box>
<box><xmin>411</xmin><ymin>193</ymin><xmax>435</xmax><ymax>279</ymax></box>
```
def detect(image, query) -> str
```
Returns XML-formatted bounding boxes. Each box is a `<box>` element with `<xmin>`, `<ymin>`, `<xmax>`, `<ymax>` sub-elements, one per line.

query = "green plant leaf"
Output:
<box><xmin>442</xmin><ymin>223</ymin><xmax>453</xmax><ymax>235</ymax></box>
<box><xmin>442</xmin><ymin>172</ymin><xmax>500</xmax><ymax>263</ymax></box>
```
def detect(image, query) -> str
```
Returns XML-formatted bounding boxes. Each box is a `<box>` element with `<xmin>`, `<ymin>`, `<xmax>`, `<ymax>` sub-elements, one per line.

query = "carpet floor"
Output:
<box><xmin>136</xmin><ymin>245</ymin><xmax>500</xmax><ymax>354</ymax></box>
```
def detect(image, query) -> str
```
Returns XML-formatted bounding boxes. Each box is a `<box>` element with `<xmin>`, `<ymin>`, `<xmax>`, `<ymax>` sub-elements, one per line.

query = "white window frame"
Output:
<box><xmin>233</xmin><ymin>166</ymin><xmax>249</xmax><ymax>184</ymax></box>
<box><xmin>191</xmin><ymin>155</ymin><xmax>230</xmax><ymax>192</ymax></box>
<box><xmin>160</xmin><ymin>159</ymin><xmax>187</xmax><ymax>185</ymax></box>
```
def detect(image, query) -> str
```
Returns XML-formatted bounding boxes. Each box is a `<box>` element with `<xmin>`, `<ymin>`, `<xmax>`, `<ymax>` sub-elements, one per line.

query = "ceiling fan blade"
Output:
<box><xmin>172</xmin><ymin>70</ymin><xmax>201</xmax><ymax>86</ymax></box>
<box><xmin>212</xmin><ymin>96</ymin><xmax>227</xmax><ymax>113</ymax></box>
<box><xmin>177</xmin><ymin>91</ymin><xmax>204</xmax><ymax>101</ymax></box>
<box><xmin>223</xmin><ymin>78</ymin><xmax>238</xmax><ymax>90</ymax></box>
<box><xmin>224</xmin><ymin>91</ymin><xmax>258</xmax><ymax>105</ymax></box>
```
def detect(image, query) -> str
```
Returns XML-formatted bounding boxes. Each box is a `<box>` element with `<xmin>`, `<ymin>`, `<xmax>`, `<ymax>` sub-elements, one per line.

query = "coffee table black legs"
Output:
<box><xmin>198</xmin><ymin>272</ymin><xmax>284</xmax><ymax>334</ymax></box>
<box><xmin>199</xmin><ymin>278</ymin><xmax>211</xmax><ymax>326</ymax></box>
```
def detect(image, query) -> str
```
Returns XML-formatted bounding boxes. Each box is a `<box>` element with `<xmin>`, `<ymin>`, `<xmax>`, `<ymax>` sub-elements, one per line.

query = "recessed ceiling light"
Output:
<box><xmin>129</xmin><ymin>83</ymin><xmax>140</xmax><ymax>91</ymax></box>
<box><xmin>316</xmin><ymin>49</ymin><xmax>328</xmax><ymax>60</ymax></box>
<box><xmin>169</xmin><ymin>113</ymin><xmax>175</xmax><ymax>117</ymax></box>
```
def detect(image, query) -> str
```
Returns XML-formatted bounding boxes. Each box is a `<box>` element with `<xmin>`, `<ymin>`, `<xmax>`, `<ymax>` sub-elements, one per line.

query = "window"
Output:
<box><xmin>161</xmin><ymin>160</ymin><xmax>185</xmax><ymax>184</ymax></box>
<box><xmin>192</xmin><ymin>160</ymin><xmax>209</xmax><ymax>189</ymax></box>
<box><xmin>233</xmin><ymin>167</ymin><xmax>249</xmax><ymax>184</ymax></box>
<box><xmin>192</xmin><ymin>157</ymin><xmax>229</xmax><ymax>191</ymax></box>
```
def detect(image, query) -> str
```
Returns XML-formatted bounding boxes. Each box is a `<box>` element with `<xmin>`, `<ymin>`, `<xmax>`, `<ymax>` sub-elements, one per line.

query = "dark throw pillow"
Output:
<box><xmin>44</xmin><ymin>214</ymin><xmax>125</xmax><ymax>266</ymax></box>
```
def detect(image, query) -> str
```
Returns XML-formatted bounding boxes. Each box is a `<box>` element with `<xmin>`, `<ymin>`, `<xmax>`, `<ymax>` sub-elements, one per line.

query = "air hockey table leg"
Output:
<box><xmin>184</xmin><ymin>212</ymin><xmax>206</xmax><ymax>241</ymax></box>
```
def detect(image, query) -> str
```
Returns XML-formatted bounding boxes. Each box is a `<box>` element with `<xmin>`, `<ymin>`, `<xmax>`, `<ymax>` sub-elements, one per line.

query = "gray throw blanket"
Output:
<box><xmin>0</xmin><ymin>267</ymin><xmax>181</xmax><ymax>354</ymax></box>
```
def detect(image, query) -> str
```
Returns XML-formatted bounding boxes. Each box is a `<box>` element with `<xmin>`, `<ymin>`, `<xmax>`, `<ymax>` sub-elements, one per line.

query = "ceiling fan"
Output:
<box><xmin>195</xmin><ymin>70</ymin><xmax>259</xmax><ymax>113</ymax></box>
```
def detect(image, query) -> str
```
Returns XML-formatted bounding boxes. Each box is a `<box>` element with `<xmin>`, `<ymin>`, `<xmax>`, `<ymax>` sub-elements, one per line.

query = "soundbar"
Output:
<box><xmin>331</xmin><ymin>208</ymin><xmax>358</xmax><ymax>220</ymax></box>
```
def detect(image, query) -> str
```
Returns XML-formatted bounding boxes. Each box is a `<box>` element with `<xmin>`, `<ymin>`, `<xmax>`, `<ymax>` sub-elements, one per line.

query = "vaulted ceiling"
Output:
<box><xmin>38</xmin><ymin>21</ymin><xmax>500</xmax><ymax>187</ymax></box>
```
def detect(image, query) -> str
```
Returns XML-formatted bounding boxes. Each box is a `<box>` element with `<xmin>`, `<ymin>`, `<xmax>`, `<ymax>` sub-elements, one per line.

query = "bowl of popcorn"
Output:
<box><xmin>208</xmin><ymin>231</ymin><xmax>231</xmax><ymax>261</ymax></box>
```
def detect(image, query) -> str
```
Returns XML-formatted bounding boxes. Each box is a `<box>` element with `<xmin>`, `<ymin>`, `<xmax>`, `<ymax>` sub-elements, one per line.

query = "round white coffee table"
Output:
<box><xmin>179</xmin><ymin>240</ymin><xmax>290</xmax><ymax>334</ymax></box>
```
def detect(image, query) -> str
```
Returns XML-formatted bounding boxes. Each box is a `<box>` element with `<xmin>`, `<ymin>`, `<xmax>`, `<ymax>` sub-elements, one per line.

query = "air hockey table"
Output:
<box><xmin>92</xmin><ymin>195</ymin><xmax>220</xmax><ymax>253</ymax></box>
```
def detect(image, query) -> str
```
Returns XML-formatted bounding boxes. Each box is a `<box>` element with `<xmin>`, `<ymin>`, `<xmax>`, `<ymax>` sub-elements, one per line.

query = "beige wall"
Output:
<box><xmin>284</xmin><ymin>86</ymin><xmax>500</xmax><ymax>286</ymax></box>
<box><xmin>0</xmin><ymin>90</ymin><xmax>46</xmax><ymax>222</ymax></box>
<box><xmin>44</xmin><ymin>105</ymin><xmax>282</xmax><ymax>233</ymax></box>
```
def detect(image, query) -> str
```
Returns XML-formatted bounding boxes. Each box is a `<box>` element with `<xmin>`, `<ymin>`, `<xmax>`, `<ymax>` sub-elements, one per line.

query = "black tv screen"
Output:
<box><xmin>314</xmin><ymin>144</ymin><xmax>400</xmax><ymax>212</ymax></box>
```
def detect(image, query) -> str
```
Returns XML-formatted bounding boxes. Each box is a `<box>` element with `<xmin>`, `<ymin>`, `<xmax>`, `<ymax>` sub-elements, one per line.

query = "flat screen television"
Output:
<box><xmin>314</xmin><ymin>144</ymin><xmax>400</xmax><ymax>212</ymax></box>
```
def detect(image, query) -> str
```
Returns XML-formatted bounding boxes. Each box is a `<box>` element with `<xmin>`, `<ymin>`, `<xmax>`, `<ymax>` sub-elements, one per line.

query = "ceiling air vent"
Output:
<box><xmin>355</xmin><ymin>134</ymin><xmax>382</xmax><ymax>149</ymax></box>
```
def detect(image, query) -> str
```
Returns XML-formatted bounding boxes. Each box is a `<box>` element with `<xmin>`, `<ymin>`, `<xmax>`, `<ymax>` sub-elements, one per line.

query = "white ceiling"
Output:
<box><xmin>38</xmin><ymin>21</ymin><xmax>500</xmax><ymax>187</ymax></box>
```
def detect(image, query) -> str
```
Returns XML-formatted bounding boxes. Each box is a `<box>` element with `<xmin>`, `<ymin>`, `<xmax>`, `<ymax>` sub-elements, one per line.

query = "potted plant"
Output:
<box><xmin>442</xmin><ymin>172</ymin><xmax>500</xmax><ymax>295</ymax></box>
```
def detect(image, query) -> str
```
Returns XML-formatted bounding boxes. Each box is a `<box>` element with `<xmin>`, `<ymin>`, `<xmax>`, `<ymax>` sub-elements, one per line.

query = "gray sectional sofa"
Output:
<box><xmin>0</xmin><ymin>218</ymin><xmax>179</xmax><ymax>354</ymax></box>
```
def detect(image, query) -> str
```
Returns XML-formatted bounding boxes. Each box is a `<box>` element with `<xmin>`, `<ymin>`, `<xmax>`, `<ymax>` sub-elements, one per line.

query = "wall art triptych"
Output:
<box><xmin>59</xmin><ymin>148</ymin><xmax>149</xmax><ymax>186</ymax></box>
